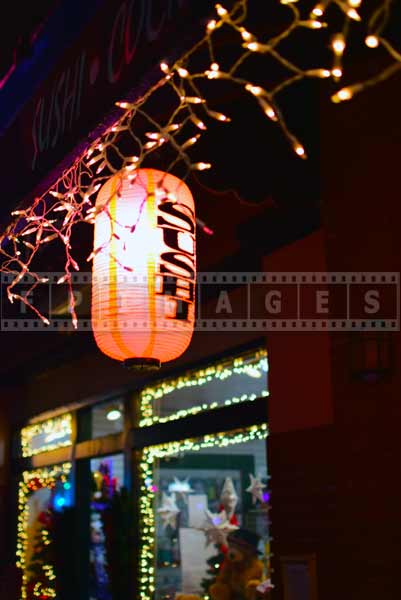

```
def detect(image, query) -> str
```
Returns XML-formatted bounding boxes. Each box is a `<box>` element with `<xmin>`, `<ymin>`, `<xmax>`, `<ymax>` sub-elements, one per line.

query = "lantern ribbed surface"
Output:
<box><xmin>91</xmin><ymin>169</ymin><xmax>196</xmax><ymax>364</ymax></box>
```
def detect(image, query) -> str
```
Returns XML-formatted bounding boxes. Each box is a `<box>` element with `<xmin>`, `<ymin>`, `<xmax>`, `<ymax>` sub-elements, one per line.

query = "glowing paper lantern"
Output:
<box><xmin>91</xmin><ymin>168</ymin><xmax>196</xmax><ymax>368</ymax></box>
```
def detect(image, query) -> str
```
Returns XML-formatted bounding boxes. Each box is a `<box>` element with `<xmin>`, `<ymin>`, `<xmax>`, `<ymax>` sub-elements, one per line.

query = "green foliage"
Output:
<box><xmin>201</xmin><ymin>546</ymin><xmax>225</xmax><ymax>596</ymax></box>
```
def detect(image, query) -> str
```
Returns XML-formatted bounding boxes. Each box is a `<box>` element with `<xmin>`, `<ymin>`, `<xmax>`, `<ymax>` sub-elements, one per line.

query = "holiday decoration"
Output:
<box><xmin>21</xmin><ymin>413</ymin><xmax>72</xmax><ymax>458</ymax></box>
<box><xmin>91</xmin><ymin>168</ymin><xmax>196</xmax><ymax>367</ymax></box>
<box><xmin>201</xmin><ymin>509</ymin><xmax>239</xmax><ymax>547</ymax></box>
<box><xmin>139</xmin><ymin>348</ymin><xmax>268</xmax><ymax>427</ymax></box>
<box><xmin>92</xmin><ymin>462</ymin><xmax>118</xmax><ymax>504</ymax></box>
<box><xmin>16</xmin><ymin>464</ymin><xmax>72</xmax><ymax>600</ymax></box>
<box><xmin>25</xmin><ymin>508</ymin><xmax>56</xmax><ymax>600</ymax></box>
<box><xmin>201</xmin><ymin>545</ymin><xmax>227</xmax><ymax>599</ymax></box>
<box><xmin>89</xmin><ymin>463</ymin><xmax>131</xmax><ymax>600</ymax></box>
<box><xmin>220</xmin><ymin>478</ymin><xmax>239</xmax><ymax>518</ymax></box>
<box><xmin>201</xmin><ymin>484</ymin><xmax>240</xmax><ymax>598</ymax></box>
<box><xmin>139</xmin><ymin>424</ymin><xmax>268</xmax><ymax>600</ymax></box>
<box><xmin>89</xmin><ymin>511</ymin><xmax>111</xmax><ymax>600</ymax></box>
<box><xmin>2</xmin><ymin>1</ymin><xmax>400</xmax><ymax>323</ymax></box>
<box><xmin>157</xmin><ymin>492</ymin><xmax>181</xmax><ymax>530</ymax></box>
<box><xmin>246</xmin><ymin>474</ymin><xmax>267</xmax><ymax>505</ymax></box>
<box><xmin>209</xmin><ymin>529</ymin><xmax>266</xmax><ymax>600</ymax></box>
<box><xmin>168</xmin><ymin>477</ymin><xmax>195</xmax><ymax>503</ymax></box>
<box><xmin>256</xmin><ymin>578</ymin><xmax>275</xmax><ymax>596</ymax></box>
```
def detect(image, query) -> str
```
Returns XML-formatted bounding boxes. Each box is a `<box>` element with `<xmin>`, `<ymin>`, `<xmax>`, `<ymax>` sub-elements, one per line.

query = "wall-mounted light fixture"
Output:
<box><xmin>350</xmin><ymin>333</ymin><xmax>394</xmax><ymax>382</ymax></box>
<box><xmin>106</xmin><ymin>405</ymin><xmax>123</xmax><ymax>421</ymax></box>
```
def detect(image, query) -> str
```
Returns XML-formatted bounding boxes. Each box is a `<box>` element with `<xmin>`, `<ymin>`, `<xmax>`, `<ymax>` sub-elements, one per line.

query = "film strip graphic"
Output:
<box><xmin>1</xmin><ymin>271</ymin><xmax>399</xmax><ymax>332</ymax></box>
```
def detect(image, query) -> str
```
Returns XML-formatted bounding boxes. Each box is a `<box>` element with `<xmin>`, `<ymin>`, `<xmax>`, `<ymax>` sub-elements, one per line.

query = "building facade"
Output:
<box><xmin>0</xmin><ymin>1</ymin><xmax>400</xmax><ymax>600</ymax></box>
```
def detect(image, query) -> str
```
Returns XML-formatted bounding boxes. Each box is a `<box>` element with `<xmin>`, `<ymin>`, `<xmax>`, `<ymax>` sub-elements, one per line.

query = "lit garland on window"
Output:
<box><xmin>139</xmin><ymin>348</ymin><xmax>268</xmax><ymax>427</ymax></box>
<box><xmin>21</xmin><ymin>414</ymin><xmax>73</xmax><ymax>458</ymax></box>
<box><xmin>16</xmin><ymin>463</ymin><xmax>72</xmax><ymax>600</ymax></box>
<box><xmin>1</xmin><ymin>0</ymin><xmax>400</xmax><ymax>324</ymax></box>
<box><xmin>138</xmin><ymin>424</ymin><xmax>268</xmax><ymax>600</ymax></box>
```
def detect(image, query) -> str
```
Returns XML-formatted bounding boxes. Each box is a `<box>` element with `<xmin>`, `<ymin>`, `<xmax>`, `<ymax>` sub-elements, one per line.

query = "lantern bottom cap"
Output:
<box><xmin>123</xmin><ymin>357</ymin><xmax>161</xmax><ymax>371</ymax></box>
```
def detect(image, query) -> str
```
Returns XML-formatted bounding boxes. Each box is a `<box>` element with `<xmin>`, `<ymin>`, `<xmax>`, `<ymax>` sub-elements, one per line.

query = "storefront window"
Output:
<box><xmin>16</xmin><ymin>463</ymin><xmax>73</xmax><ymax>599</ymax></box>
<box><xmin>91</xmin><ymin>400</ymin><xmax>124</xmax><ymax>439</ymax></box>
<box><xmin>139</xmin><ymin>348</ymin><xmax>268</xmax><ymax>427</ymax></box>
<box><xmin>139</xmin><ymin>425</ymin><xmax>270</xmax><ymax>600</ymax></box>
<box><xmin>20</xmin><ymin>413</ymin><xmax>72</xmax><ymax>457</ymax></box>
<box><xmin>90</xmin><ymin>453</ymin><xmax>125</xmax><ymax>600</ymax></box>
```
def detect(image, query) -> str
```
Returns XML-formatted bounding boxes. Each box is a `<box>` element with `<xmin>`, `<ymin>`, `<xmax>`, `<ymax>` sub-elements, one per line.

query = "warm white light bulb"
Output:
<box><xmin>215</xmin><ymin>4</ymin><xmax>228</xmax><ymax>17</ymax></box>
<box><xmin>365</xmin><ymin>35</ymin><xmax>379</xmax><ymax>48</ymax></box>
<box><xmin>332</xmin><ymin>34</ymin><xmax>346</xmax><ymax>55</ymax></box>
<box><xmin>245</xmin><ymin>84</ymin><xmax>263</xmax><ymax>96</ymax></box>
<box><xmin>347</xmin><ymin>7</ymin><xmax>361</xmax><ymax>20</ymax></box>
<box><xmin>332</xmin><ymin>87</ymin><xmax>353</xmax><ymax>103</ymax></box>
<box><xmin>181</xmin><ymin>96</ymin><xmax>203</xmax><ymax>104</ymax></box>
<box><xmin>308</xmin><ymin>20</ymin><xmax>325</xmax><ymax>29</ymax></box>
<box><xmin>241</xmin><ymin>29</ymin><xmax>253</xmax><ymax>41</ymax></box>
<box><xmin>307</xmin><ymin>69</ymin><xmax>331</xmax><ymax>78</ymax></box>
<box><xmin>246</xmin><ymin>42</ymin><xmax>261</xmax><ymax>52</ymax></box>
<box><xmin>311</xmin><ymin>4</ymin><xmax>324</xmax><ymax>17</ymax></box>
<box><xmin>193</xmin><ymin>162</ymin><xmax>212</xmax><ymax>170</ymax></box>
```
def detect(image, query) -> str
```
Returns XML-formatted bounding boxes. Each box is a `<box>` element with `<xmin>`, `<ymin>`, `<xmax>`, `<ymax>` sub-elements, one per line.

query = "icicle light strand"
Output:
<box><xmin>0</xmin><ymin>0</ymin><xmax>399</xmax><ymax>323</ymax></box>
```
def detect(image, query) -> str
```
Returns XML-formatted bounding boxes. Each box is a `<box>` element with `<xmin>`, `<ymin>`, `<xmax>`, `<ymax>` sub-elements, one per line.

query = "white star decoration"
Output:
<box><xmin>220</xmin><ymin>477</ymin><xmax>238</xmax><ymax>517</ymax></box>
<box><xmin>246</xmin><ymin>474</ymin><xmax>267</xmax><ymax>504</ymax></box>
<box><xmin>201</xmin><ymin>509</ymin><xmax>239</xmax><ymax>547</ymax></box>
<box><xmin>157</xmin><ymin>492</ymin><xmax>180</xmax><ymax>529</ymax></box>
<box><xmin>168</xmin><ymin>477</ymin><xmax>194</xmax><ymax>503</ymax></box>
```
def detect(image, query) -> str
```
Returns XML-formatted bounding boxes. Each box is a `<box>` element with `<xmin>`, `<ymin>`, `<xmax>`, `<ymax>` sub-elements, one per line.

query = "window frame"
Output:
<box><xmin>15</xmin><ymin>340</ymin><xmax>270</xmax><ymax>600</ymax></box>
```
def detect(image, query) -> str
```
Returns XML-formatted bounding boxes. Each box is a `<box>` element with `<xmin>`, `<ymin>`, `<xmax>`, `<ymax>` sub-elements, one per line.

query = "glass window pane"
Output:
<box><xmin>140</xmin><ymin>348</ymin><xmax>268</xmax><ymax>426</ymax></box>
<box><xmin>90</xmin><ymin>453</ymin><xmax>125</xmax><ymax>600</ymax></box>
<box><xmin>139</xmin><ymin>425</ymin><xmax>271</xmax><ymax>600</ymax></box>
<box><xmin>91</xmin><ymin>399</ymin><xmax>124</xmax><ymax>439</ymax></box>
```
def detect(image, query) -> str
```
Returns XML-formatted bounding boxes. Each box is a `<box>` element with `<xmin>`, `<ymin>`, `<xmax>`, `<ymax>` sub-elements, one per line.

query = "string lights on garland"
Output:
<box><xmin>21</xmin><ymin>414</ymin><xmax>72</xmax><ymax>458</ymax></box>
<box><xmin>138</xmin><ymin>424</ymin><xmax>268</xmax><ymax>600</ymax></box>
<box><xmin>1</xmin><ymin>0</ymin><xmax>400</xmax><ymax>323</ymax></box>
<box><xmin>16</xmin><ymin>463</ymin><xmax>72</xmax><ymax>600</ymax></box>
<box><xmin>139</xmin><ymin>348</ymin><xmax>268</xmax><ymax>427</ymax></box>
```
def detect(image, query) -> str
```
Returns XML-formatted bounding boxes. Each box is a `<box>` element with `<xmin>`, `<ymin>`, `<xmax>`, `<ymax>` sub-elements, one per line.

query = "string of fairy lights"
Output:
<box><xmin>139</xmin><ymin>348</ymin><xmax>268</xmax><ymax>426</ymax></box>
<box><xmin>17</xmin><ymin>348</ymin><xmax>269</xmax><ymax>597</ymax></box>
<box><xmin>21</xmin><ymin>413</ymin><xmax>73</xmax><ymax>458</ymax></box>
<box><xmin>16</xmin><ymin>463</ymin><xmax>72</xmax><ymax>600</ymax></box>
<box><xmin>138</xmin><ymin>424</ymin><xmax>269</xmax><ymax>600</ymax></box>
<box><xmin>0</xmin><ymin>0</ymin><xmax>399</xmax><ymax>323</ymax></box>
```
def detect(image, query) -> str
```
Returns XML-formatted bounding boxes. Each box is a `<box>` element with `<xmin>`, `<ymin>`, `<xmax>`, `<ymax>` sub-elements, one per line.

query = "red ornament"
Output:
<box><xmin>28</xmin><ymin>477</ymin><xmax>42</xmax><ymax>491</ymax></box>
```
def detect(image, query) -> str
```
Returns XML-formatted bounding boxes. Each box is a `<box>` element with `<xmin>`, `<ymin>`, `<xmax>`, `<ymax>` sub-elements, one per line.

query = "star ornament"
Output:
<box><xmin>157</xmin><ymin>492</ymin><xmax>180</xmax><ymax>529</ymax></box>
<box><xmin>220</xmin><ymin>477</ymin><xmax>238</xmax><ymax>517</ymax></box>
<box><xmin>246</xmin><ymin>474</ymin><xmax>267</xmax><ymax>504</ymax></box>
<box><xmin>168</xmin><ymin>477</ymin><xmax>194</xmax><ymax>503</ymax></box>
<box><xmin>201</xmin><ymin>509</ymin><xmax>239</xmax><ymax>547</ymax></box>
